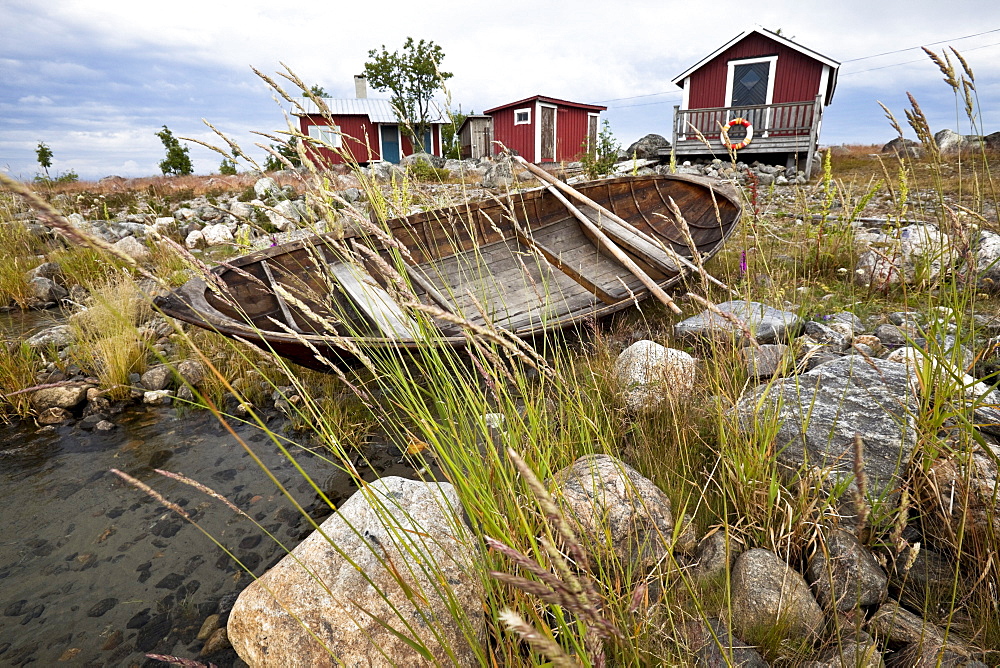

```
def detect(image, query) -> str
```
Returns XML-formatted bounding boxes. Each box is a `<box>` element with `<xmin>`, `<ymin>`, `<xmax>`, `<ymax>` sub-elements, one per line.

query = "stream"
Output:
<box><xmin>0</xmin><ymin>311</ymin><xmax>411</xmax><ymax>667</ymax></box>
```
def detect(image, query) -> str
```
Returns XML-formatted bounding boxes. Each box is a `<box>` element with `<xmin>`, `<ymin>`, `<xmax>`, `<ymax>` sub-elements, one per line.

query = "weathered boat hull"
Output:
<box><xmin>154</xmin><ymin>174</ymin><xmax>741</xmax><ymax>372</ymax></box>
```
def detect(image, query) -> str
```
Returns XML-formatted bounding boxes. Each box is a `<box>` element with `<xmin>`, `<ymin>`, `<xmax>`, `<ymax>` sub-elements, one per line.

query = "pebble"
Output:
<box><xmin>200</xmin><ymin>626</ymin><xmax>230</xmax><ymax>656</ymax></box>
<box><xmin>86</xmin><ymin>597</ymin><xmax>118</xmax><ymax>617</ymax></box>
<box><xmin>196</xmin><ymin>613</ymin><xmax>221</xmax><ymax>641</ymax></box>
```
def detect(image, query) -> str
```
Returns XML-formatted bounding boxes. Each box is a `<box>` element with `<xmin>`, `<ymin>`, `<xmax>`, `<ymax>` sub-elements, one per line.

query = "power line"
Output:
<box><xmin>599</xmin><ymin>27</ymin><xmax>1000</xmax><ymax>108</ymax></box>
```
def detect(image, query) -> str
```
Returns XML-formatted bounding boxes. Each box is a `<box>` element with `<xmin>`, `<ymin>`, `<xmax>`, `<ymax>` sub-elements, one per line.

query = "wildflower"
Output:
<box><xmin>739</xmin><ymin>250</ymin><xmax>748</xmax><ymax>275</ymax></box>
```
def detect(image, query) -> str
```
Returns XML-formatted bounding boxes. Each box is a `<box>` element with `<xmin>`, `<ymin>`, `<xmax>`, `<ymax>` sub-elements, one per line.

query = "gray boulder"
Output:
<box><xmin>881</xmin><ymin>137</ymin><xmax>923</xmax><ymax>159</ymax></box>
<box><xmin>681</xmin><ymin>617</ymin><xmax>768</xmax><ymax>667</ymax></box>
<box><xmin>624</xmin><ymin>134</ymin><xmax>670</xmax><ymax>159</ymax></box>
<box><xmin>806</xmin><ymin>529</ymin><xmax>888</xmax><ymax>611</ymax></box>
<box><xmin>112</xmin><ymin>236</ymin><xmax>150</xmax><ymax>262</ymax></box>
<box><xmin>32</xmin><ymin>383</ymin><xmax>89</xmax><ymax>411</ymax></box>
<box><xmin>674</xmin><ymin>300</ymin><xmax>802</xmax><ymax>345</ymax></box>
<box><xmin>228</xmin><ymin>477</ymin><xmax>484</xmax><ymax>668</ymax></box>
<box><xmin>253</xmin><ymin>176</ymin><xmax>281</xmax><ymax>200</ymax></box>
<box><xmin>549</xmin><ymin>454</ymin><xmax>690</xmax><ymax>567</ymax></box>
<box><xmin>612</xmin><ymin>340</ymin><xmax>696</xmax><ymax>411</ymax></box>
<box><xmin>28</xmin><ymin>276</ymin><xmax>68</xmax><ymax>304</ymax></box>
<box><xmin>26</xmin><ymin>324</ymin><xmax>74</xmax><ymax>350</ymax></box>
<box><xmin>855</xmin><ymin>224</ymin><xmax>954</xmax><ymax>289</ymax></box>
<box><xmin>730</xmin><ymin>548</ymin><xmax>825</xmax><ymax>642</ymax></box>
<box><xmin>732</xmin><ymin>356</ymin><xmax>919</xmax><ymax>503</ymax></box>
<box><xmin>742</xmin><ymin>343</ymin><xmax>790</xmax><ymax>379</ymax></box>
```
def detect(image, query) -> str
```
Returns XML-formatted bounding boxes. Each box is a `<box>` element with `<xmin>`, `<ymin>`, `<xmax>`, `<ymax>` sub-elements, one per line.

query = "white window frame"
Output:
<box><xmin>725</xmin><ymin>55</ymin><xmax>777</xmax><ymax>137</ymax></box>
<box><xmin>513</xmin><ymin>108</ymin><xmax>531</xmax><ymax>125</ymax></box>
<box><xmin>586</xmin><ymin>112</ymin><xmax>601</xmax><ymax>153</ymax></box>
<box><xmin>307</xmin><ymin>123</ymin><xmax>342</xmax><ymax>148</ymax></box>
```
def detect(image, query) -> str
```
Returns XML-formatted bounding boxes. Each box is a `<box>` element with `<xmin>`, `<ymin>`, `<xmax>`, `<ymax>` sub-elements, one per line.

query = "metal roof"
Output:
<box><xmin>291</xmin><ymin>97</ymin><xmax>447</xmax><ymax>123</ymax></box>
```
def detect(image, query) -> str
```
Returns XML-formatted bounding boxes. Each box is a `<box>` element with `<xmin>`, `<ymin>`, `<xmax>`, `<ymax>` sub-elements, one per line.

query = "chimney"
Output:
<box><xmin>354</xmin><ymin>75</ymin><xmax>367</xmax><ymax>99</ymax></box>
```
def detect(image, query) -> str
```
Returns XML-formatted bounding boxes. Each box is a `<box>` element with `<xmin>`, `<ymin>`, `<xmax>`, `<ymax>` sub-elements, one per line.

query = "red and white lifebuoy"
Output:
<box><xmin>721</xmin><ymin>117</ymin><xmax>754</xmax><ymax>150</ymax></box>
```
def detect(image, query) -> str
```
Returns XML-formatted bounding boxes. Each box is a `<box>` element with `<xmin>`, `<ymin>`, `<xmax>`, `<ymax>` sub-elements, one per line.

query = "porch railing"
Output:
<box><xmin>672</xmin><ymin>96</ymin><xmax>823</xmax><ymax>145</ymax></box>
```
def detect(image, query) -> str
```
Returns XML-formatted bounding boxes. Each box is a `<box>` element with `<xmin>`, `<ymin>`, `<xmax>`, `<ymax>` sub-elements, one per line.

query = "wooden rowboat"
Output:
<box><xmin>154</xmin><ymin>171</ymin><xmax>741</xmax><ymax>372</ymax></box>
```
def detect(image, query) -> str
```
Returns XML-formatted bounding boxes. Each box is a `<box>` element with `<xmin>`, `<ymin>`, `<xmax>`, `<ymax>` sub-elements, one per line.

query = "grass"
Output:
<box><xmin>2</xmin><ymin>51</ymin><xmax>1000</xmax><ymax>666</ymax></box>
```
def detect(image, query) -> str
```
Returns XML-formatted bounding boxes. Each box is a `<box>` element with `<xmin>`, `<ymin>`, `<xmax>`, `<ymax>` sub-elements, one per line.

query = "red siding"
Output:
<box><xmin>555</xmin><ymin>107</ymin><xmax>593</xmax><ymax>162</ymax></box>
<box><xmin>299</xmin><ymin>115</ymin><xmax>381</xmax><ymax>165</ymax></box>
<box><xmin>687</xmin><ymin>32</ymin><xmax>824</xmax><ymax>109</ymax></box>
<box><xmin>491</xmin><ymin>107</ymin><xmax>535</xmax><ymax>159</ymax></box>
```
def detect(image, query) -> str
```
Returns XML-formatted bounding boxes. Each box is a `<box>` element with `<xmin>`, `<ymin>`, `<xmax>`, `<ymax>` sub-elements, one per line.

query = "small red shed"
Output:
<box><xmin>669</xmin><ymin>27</ymin><xmax>839</xmax><ymax>175</ymax></box>
<box><xmin>484</xmin><ymin>95</ymin><xmax>606</xmax><ymax>163</ymax></box>
<box><xmin>292</xmin><ymin>81</ymin><xmax>445</xmax><ymax>166</ymax></box>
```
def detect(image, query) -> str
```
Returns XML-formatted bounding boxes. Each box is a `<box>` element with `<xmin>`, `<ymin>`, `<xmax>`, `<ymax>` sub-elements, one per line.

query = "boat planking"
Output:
<box><xmin>153</xmin><ymin>174</ymin><xmax>742</xmax><ymax>372</ymax></box>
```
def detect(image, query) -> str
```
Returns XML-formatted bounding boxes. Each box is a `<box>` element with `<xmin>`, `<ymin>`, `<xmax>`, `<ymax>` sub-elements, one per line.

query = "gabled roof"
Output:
<box><xmin>671</xmin><ymin>27</ymin><xmax>840</xmax><ymax>102</ymax></box>
<box><xmin>291</xmin><ymin>97</ymin><xmax>447</xmax><ymax>123</ymax></box>
<box><xmin>457</xmin><ymin>114</ymin><xmax>491</xmax><ymax>134</ymax></box>
<box><xmin>484</xmin><ymin>95</ymin><xmax>607</xmax><ymax>115</ymax></box>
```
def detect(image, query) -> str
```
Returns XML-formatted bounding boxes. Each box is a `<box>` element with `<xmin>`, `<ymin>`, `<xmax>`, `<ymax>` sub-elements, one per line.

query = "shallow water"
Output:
<box><xmin>0</xmin><ymin>405</ymin><xmax>364</xmax><ymax>667</ymax></box>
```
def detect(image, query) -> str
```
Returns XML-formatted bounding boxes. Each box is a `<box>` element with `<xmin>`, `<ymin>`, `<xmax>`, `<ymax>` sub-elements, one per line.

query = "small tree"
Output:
<box><xmin>442</xmin><ymin>111</ymin><xmax>468</xmax><ymax>160</ymax></box>
<box><xmin>364</xmin><ymin>37</ymin><xmax>452</xmax><ymax>153</ymax></box>
<box><xmin>36</xmin><ymin>142</ymin><xmax>53</xmax><ymax>178</ymax></box>
<box><xmin>156</xmin><ymin>125</ymin><xmax>193</xmax><ymax>176</ymax></box>
<box><xmin>581</xmin><ymin>120</ymin><xmax>620</xmax><ymax>180</ymax></box>
<box><xmin>304</xmin><ymin>84</ymin><xmax>328</xmax><ymax>98</ymax></box>
<box><xmin>264</xmin><ymin>138</ymin><xmax>302</xmax><ymax>172</ymax></box>
<box><xmin>219</xmin><ymin>157</ymin><xmax>238</xmax><ymax>175</ymax></box>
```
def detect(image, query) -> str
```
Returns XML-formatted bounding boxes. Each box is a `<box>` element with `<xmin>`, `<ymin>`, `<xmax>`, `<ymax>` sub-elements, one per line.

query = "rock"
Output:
<box><xmin>855</xmin><ymin>224</ymin><xmax>953</xmax><ymax>289</ymax></box>
<box><xmin>730</xmin><ymin>548</ymin><xmax>825</xmax><ymax>641</ymax></box>
<box><xmin>32</xmin><ymin>384</ymin><xmax>88</xmax><ymax>410</ymax></box>
<box><xmin>690</xmin><ymin>530</ymin><xmax>739</xmax><ymax>583</ymax></box>
<box><xmin>970</xmin><ymin>229</ymin><xmax>1000</xmax><ymax>290</ymax></box>
<box><xmin>228</xmin><ymin>477</ymin><xmax>484</xmax><ymax>667</ymax></box>
<box><xmin>870</xmin><ymin>602</ymin><xmax>976</xmax><ymax>667</ymax></box>
<box><xmin>612</xmin><ymin>340</ymin><xmax>696</xmax><ymax>411</ymax></box>
<box><xmin>112</xmin><ymin>236</ymin><xmax>150</xmax><ymax>262</ymax></box>
<box><xmin>681</xmin><ymin>617</ymin><xmax>768</xmax><ymax>667</ymax></box>
<box><xmin>86</xmin><ymin>598</ymin><xmax>118</xmax><ymax>617</ymax></box>
<box><xmin>807</xmin><ymin>638</ymin><xmax>884</xmax><ymax>667</ymax></box>
<box><xmin>549</xmin><ymin>454</ymin><xmax>686</xmax><ymax>567</ymax></box>
<box><xmin>481</xmin><ymin>157</ymin><xmax>515</xmax><ymax>189</ymax></box>
<box><xmin>184</xmin><ymin>229</ymin><xmax>207</xmax><ymax>249</ymax></box>
<box><xmin>732</xmin><ymin>357</ymin><xmax>919</xmax><ymax>503</ymax></box>
<box><xmin>400</xmin><ymin>152</ymin><xmax>443</xmax><ymax>168</ymax></box>
<box><xmin>874</xmin><ymin>324</ymin><xmax>907</xmax><ymax>347</ymax></box>
<box><xmin>201</xmin><ymin>223</ymin><xmax>234</xmax><ymax>246</ymax></box>
<box><xmin>254</xmin><ymin>176</ymin><xmax>281</xmax><ymax>200</ymax></box>
<box><xmin>267</xmin><ymin>200</ymin><xmax>302</xmax><ymax>231</ymax></box>
<box><xmin>881</xmin><ymin>137</ymin><xmax>923</xmax><ymax>159</ymax></box>
<box><xmin>26</xmin><ymin>325</ymin><xmax>74</xmax><ymax>350</ymax></box>
<box><xmin>928</xmin><ymin>442</ymin><xmax>1000</xmax><ymax>540</ymax></box>
<box><xmin>806</xmin><ymin>529</ymin><xmax>887</xmax><ymax>611</ymax></box>
<box><xmin>674</xmin><ymin>300</ymin><xmax>801</xmax><ymax>345</ymax></box>
<box><xmin>934</xmin><ymin>128</ymin><xmax>978</xmax><ymax>155</ymax></box>
<box><xmin>28</xmin><ymin>276</ymin><xmax>68</xmax><ymax>303</ymax></box>
<box><xmin>143</xmin><ymin>390</ymin><xmax>173</xmax><ymax>405</ymax></box>
<box><xmin>151</xmin><ymin>216</ymin><xmax>178</xmax><ymax>235</ymax></box>
<box><xmin>26</xmin><ymin>262</ymin><xmax>63</xmax><ymax>282</ymax></box>
<box><xmin>624</xmin><ymin>134</ymin><xmax>670</xmax><ymax>159</ymax></box>
<box><xmin>200</xmin><ymin>627</ymin><xmax>230</xmax><ymax>657</ymax></box>
<box><xmin>827</xmin><ymin>312</ymin><xmax>865</xmax><ymax>334</ymax></box>
<box><xmin>140</xmin><ymin>364</ymin><xmax>174</xmax><ymax>391</ymax></box>
<box><xmin>196</xmin><ymin>613</ymin><xmax>221</xmax><ymax>641</ymax></box>
<box><xmin>37</xmin><ymin>407</ymin><xmax>73</xmax><ymax>424</ymax></box>
<box><xmin>176</xmin><ymin>359</ymin><xmax>206</xmax><ymax>386</ymax></box>
<box><xmin>742</xmin><ymin>343</ymin><xmax>790</xmax><ymax>379</ymax></box>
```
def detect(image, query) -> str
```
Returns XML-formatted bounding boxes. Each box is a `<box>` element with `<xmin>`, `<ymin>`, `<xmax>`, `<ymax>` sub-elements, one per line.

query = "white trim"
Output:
<box><xmin>681</xmin><ymin>77</ymin><xmax>690</xmax><ymax>111</ymax></box>
<box><xmin>307</xmin><ymin>123</ymin><xmax>342</xmax><ymax>148</ymax></box>
<box><xmin>671</xmin><ymin>26</ymin><xmax>840</xmax><ymax>87</ymax></box>
<box><xmin>377</xmin><ymin>124</ymin><xmax>402</xmax><ymax>163</ymax></box>
<box><xmin>586</xmin><ymin>112</ymin><xmax>601</xmax><ymax>152</ymax></box>
<box><xmin>513</xmin><ymin>107</ymin><xmax>531</xmax><ymax>125</ymax></box>
<box><xmin>536</xmin><ymin>102</ymin><xmax>557</xmax><ymax>162</ymax></box>
<box><xmin>818</xmin><ymin>65</ymin><xmax>831</xmax><ymax>106</ymax></box>
<box><xmin>726</xmin><ymin>55</ymin><xmax>777</xmax><ymax>137</ymax></box>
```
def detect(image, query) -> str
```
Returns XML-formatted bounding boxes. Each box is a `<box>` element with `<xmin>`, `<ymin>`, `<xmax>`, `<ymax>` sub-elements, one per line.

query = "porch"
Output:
<box><xmin>663</xmin><ymin>96</ymin><xmax>824</xmax><ymax>177</ymax></box>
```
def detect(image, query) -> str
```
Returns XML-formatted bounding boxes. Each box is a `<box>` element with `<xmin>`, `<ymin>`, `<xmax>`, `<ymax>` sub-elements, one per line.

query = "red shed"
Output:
<box><xmin>484</xmin><ymin>95</ymin><xmax>606</xmax><ymax>163</ymax></box>
<box><xmin>669</xmin><ymin>27</ymin><xmax>839</xmax><ymax>176</ymax></box>
<box><xmin>291</xmin><ymin>80</ymin><xmax>445</xmax><ymax>166</ymax></box>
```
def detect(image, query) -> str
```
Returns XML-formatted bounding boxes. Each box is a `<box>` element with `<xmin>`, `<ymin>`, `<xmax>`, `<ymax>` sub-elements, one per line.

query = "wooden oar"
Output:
<box><xmin>513</xmin><ymin>156</ymin><xmax>732</xmax><ymax>293</ymax></box>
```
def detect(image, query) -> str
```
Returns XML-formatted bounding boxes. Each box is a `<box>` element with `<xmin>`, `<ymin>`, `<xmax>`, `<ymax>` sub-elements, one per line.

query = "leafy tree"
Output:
<box><xmin>442</xmin><ymin>111</ymin><xmax>468</xmax><ymax>160</ymax></box>
<box><xmin>155</xmin><ymin>125</ymin><xmax>193</xmax><ymax>176</ymax></box>
<box><xmin>364</xmin><ymin>37</ymin><xmax>452</xmax><ymax>153</ymax></box>
<box><xmin>219</xmin><ymin>157</ymin><xmax>238</xmax><ymax>175</ymax></box>
<box><xmin>304</xmin><ymin>84</ymin><xmax>328</xmax><ymax>98</ymax></box>
<box><xmin>35</xmin><ymin>142</ymin><xmax>53</xmax><ymax>178</ymax></box>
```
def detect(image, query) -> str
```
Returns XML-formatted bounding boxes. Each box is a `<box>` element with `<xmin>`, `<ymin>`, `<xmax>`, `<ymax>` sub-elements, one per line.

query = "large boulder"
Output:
<box><xmin>730</xmin><ymin>548</ymin><xmax>825</xmax><ymax>642</ymax></box>
<box><xmin>612</xmin><ymin>340</ymin><xmax>696</xmax><ymax>411</ymax></box>
<box><xmin>806</xmin><ymin>529</ymin><xmax>888</xmax><ymax>611</ymax></box>
<box><xmin>674</xmin><ymin>300</ymin><xmax>802</xmax><ymax>345</ymax></box>
<box><xmin>549</xmin><ymin>454</ymin><xmax>690</xmax><ymax>567</ymax></box>
<box><xmin>732</xmin><ymin>356</ymin><xmax>919</xmax><ymax>504</ymax></box>
<box><xmin>855</xmin><ymin>224</ymin><xmax>954</xmax><ymax>289</ymax></box>
<box><xmin>880</xmin><ymin>137</ymin><xmax>923</xmax><ymax>159</ymax></box>
<box><xmin>228</xmin><ymin>477</ymin><xmax>484</xmax><ymax>667</ymax></box>
<box><xmin>624</xmin><ymin>134</ymin><xmax>670</xmax><ymax>159</ymax></box>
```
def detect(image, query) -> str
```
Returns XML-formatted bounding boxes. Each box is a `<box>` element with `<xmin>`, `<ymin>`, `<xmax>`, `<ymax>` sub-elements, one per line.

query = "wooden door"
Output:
<box><xmin>540</xmin><ymin>106</ymin><xmax>556</xmax><ymax>162</ymax></box>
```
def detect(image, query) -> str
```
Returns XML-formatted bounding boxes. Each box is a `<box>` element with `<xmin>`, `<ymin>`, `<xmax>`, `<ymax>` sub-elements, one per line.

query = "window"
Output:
<box><xmin>307</xmin><ymin>124</ymin><xmax>342</xmax><ymax>148</ymax></box>
<box><xmin>514</xmin><ymin>108</ymin><xmax>531</xmax><ymax>125</ymax></box>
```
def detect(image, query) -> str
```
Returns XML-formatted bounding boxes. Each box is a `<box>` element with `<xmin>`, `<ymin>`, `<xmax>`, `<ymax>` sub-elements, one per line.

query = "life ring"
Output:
<box><xmin>722</xmin><ymin>117</ymin><xmax>753</xmax><ymax>150</ymax></box>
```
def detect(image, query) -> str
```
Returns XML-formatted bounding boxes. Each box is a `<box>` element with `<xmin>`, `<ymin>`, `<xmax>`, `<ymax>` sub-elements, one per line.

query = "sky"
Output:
<box><xmin>1</xmin><ymin>0</ymin><xmax>999</xmax><ymax>181</ymax></box>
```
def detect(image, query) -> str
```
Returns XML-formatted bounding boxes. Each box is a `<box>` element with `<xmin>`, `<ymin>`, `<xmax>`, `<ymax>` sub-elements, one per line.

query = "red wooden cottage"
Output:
<box><xmin>484</xmin><ymin>95</ymin><xmax>607</xmax><ymax>163</ymax></box>
<box><xmin>292</xmin><ymin>77</ymin><xmax>446</xmax><ymax>166</ymax></box>
<box><xmin>669</xmin><ymin>27</ymin><xmax>839</xmax><ymax>176</ymax></box>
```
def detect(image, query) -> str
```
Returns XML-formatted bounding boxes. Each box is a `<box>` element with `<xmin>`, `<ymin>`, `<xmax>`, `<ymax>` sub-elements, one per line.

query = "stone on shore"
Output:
<box><xmin>730</xmin><ymin>548</ymin><xmax>825</xmax><ymax>642</ymax></box>
<box><xmin>674</xmin><ymin>300</ymin><xmax>801</xmax><ymax>345</ymax></box>
<box><xmin>612</xmin><ymin>340</ymin><xmax>696</xmax><ymax>411</ymax></box>
<box><xmin>227</xmin><ymin>477</ymin><xmax>484</xmax><ymax>668</ymax></box>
